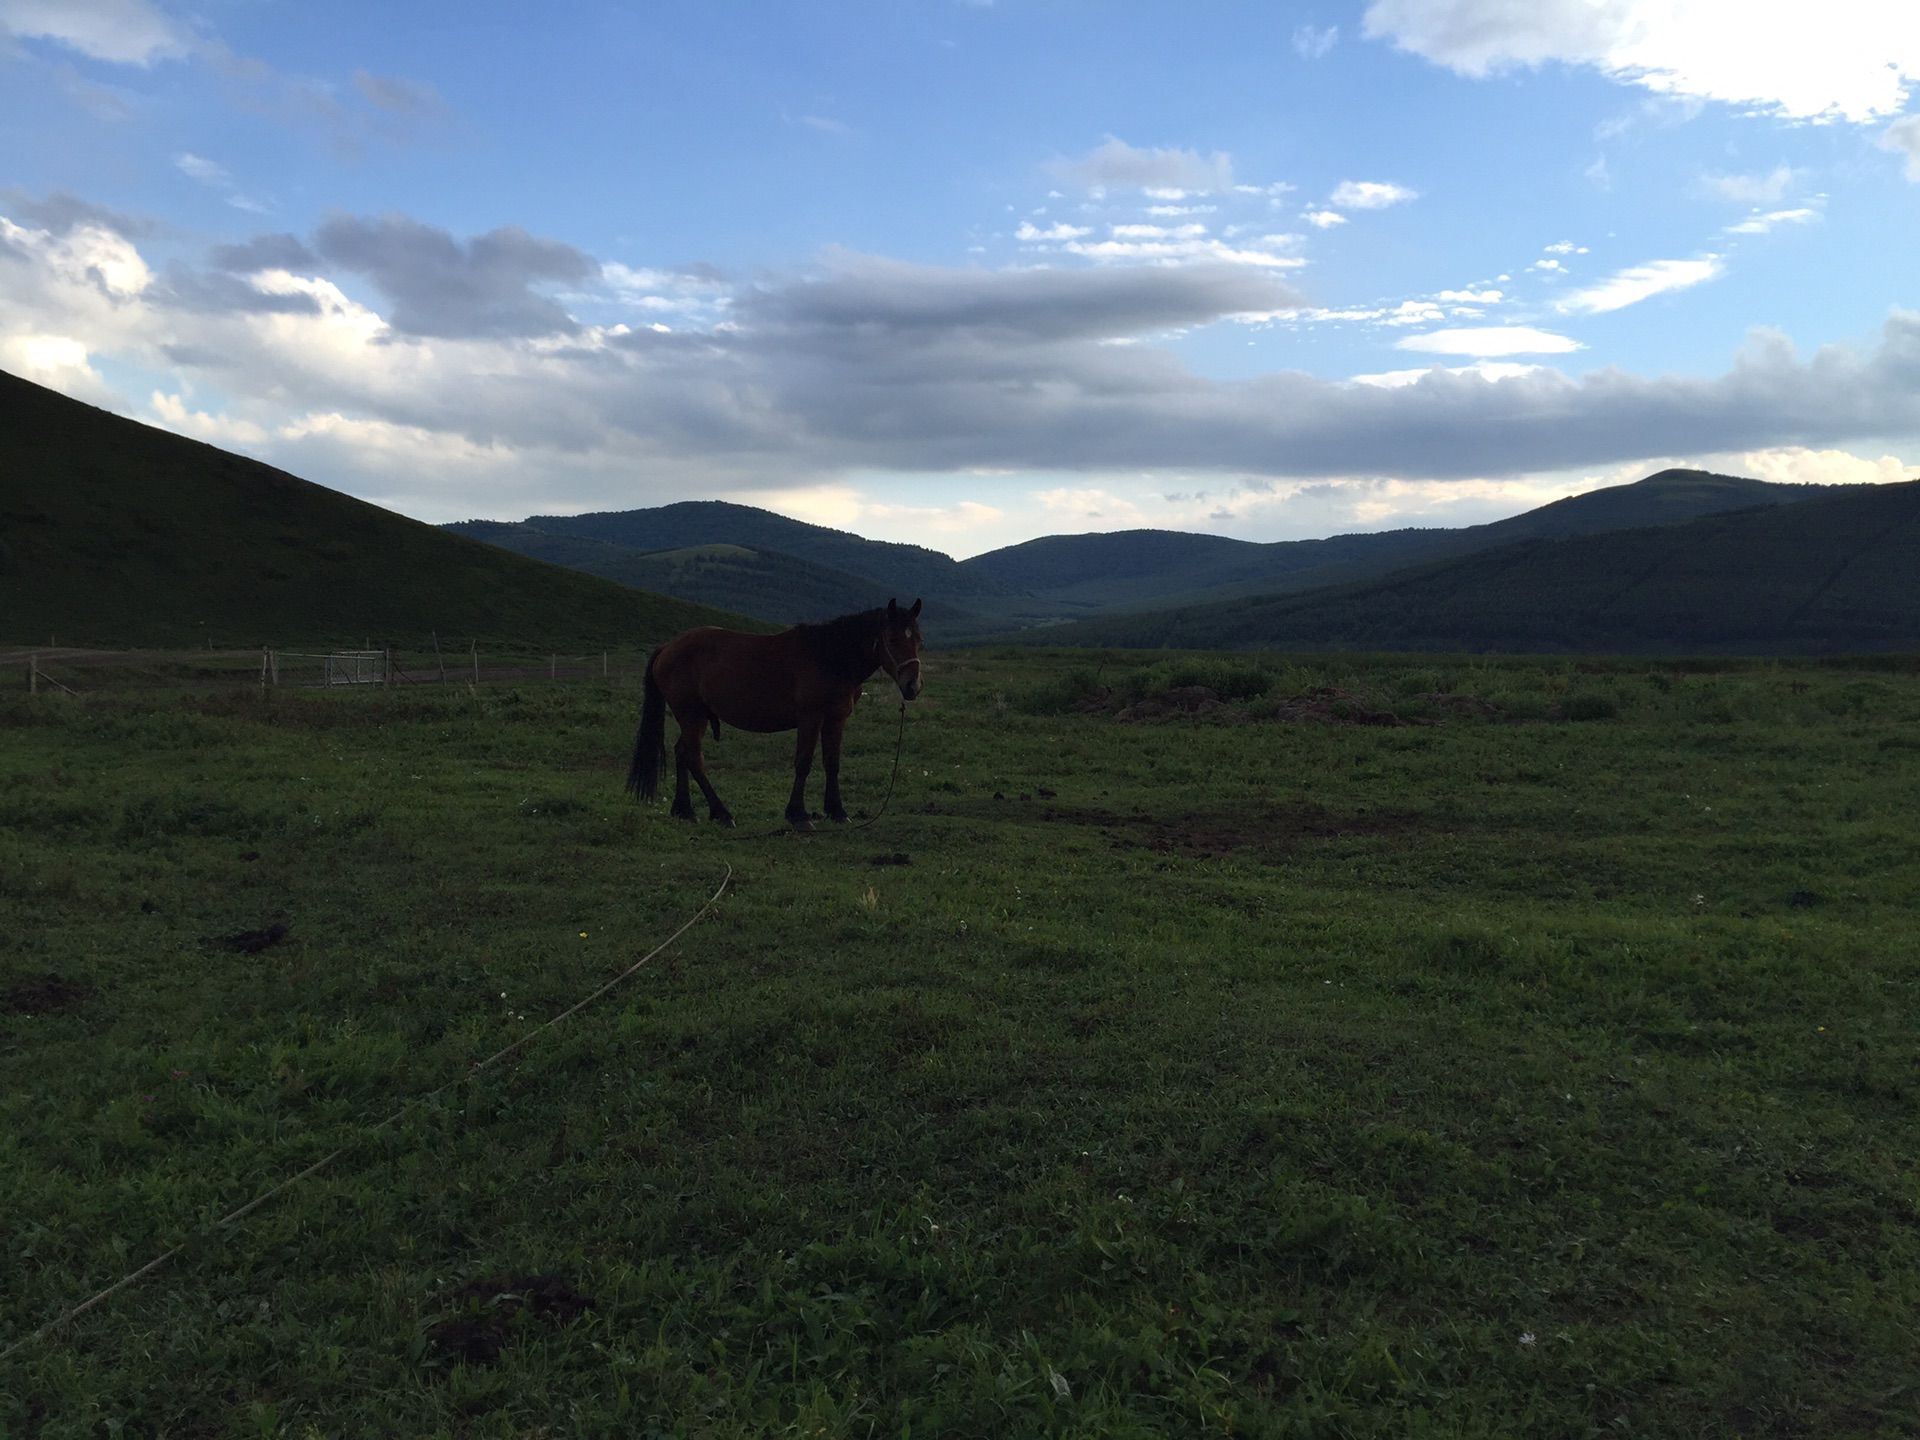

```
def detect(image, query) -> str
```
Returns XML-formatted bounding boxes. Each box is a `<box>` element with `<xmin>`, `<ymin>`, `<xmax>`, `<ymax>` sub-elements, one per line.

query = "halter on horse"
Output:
<box><xmin>627</xmin><ymin>598</ymin><xmax>924</xmax><ymax>832</ymax></box>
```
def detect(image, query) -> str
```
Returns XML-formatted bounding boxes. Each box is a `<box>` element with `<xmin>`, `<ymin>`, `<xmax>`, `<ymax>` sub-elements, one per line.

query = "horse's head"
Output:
<box><xmin>878</xmin><ymin>597</ymin><xmax>924</xmax><ymax>701</ymax></box>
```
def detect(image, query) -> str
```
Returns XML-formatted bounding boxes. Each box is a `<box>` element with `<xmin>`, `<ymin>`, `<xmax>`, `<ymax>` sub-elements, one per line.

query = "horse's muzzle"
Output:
<box><xmin>898</xmin><ymin>676</ymin><xmax>922</xmax><ymax>701</ymax></box>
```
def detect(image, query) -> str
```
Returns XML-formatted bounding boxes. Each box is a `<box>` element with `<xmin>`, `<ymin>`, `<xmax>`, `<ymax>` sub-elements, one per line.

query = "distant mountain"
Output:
<box><xmin>505</xmin><ymin>501</ymin><xmax>1007</xmax><ymax>602</ymax></box>
<box><xmin>0</xmin><ymin>369</ymin><xmax>749</xmax><ymax>649</ymax></box>
<box><xmin>957</xmin><ymin>469</ymin><xmax>1830</xmax><ymax>623</ymax></box>
<box><xmin>445</xmin><ymin>520</ymin><xmax>953</xmax><ymax>625</ymax></box>
<box><xmin>1035</xmin><ymin>480</ymin><xmax>1920</xmax><ymax>654</ymax></box>
<box><xmin>446</xmin><ymin>469</ymin><xmax>1854</xmax><ymax>641</ymax></box>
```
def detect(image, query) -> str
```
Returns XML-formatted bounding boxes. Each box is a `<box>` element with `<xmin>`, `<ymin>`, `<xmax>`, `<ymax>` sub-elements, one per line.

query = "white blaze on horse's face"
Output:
<box><xmin>881</xmin><ymin>597</ymin><xmax>925</xmax><ymax>701</ymax></box>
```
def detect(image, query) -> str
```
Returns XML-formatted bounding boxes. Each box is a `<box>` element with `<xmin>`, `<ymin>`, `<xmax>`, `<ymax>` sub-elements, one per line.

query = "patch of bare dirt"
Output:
<box><xmin>1115</xmin><ymin>686</ymin><xmax>1233</xmax><ymax>721</ymax></box>
<box><xmin>2</xmin><ymin>972</ymin><xmax>93</xmax><ymax>1015</ymax></box>
<box><xmin>1042</xmin><ymin>800</ymin><xmax>1426</xmax><ymax>862</ymax></box>
<box><xmin>1108</xmin><ymin>684</ymin><xmax>1508</xmax><ymax>727</ymax></box>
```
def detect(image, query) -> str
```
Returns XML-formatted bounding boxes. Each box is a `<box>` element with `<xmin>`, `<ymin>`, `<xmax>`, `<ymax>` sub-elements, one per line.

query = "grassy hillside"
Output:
<box><xmin>446</xmin><ymin>471</ymin><xmax>1838</xmax><ymax>640</ymax></box>
<box><xmin>1040</xmin><ymin>480</ymin><xmax>1920</xmax><ymax>653</ymax></box>
<box><xmin>962</xmin><ymin>469</ymin><xmax>1831</xmax><ymax>624</ymax></box>
<box><xmin>444</xmin><ymin>521</ymin><xmax>906</xmax><ymax>624</ymax></box>
<box><xmin>505</xmin><ymin>501</ymin><xmax>1010</xmax><ymax>604</ymax></box>
<box><xmin>0</xmin><ymin>370</ymin><xmax>751</xmax><ymax>649</ymax></box>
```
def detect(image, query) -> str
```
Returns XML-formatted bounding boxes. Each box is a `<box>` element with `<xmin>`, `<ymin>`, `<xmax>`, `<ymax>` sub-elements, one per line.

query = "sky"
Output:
<box><xmin>1</xmin><ymin>0</ymin><xmax>1917</xmax><ymax>558</ymax></box>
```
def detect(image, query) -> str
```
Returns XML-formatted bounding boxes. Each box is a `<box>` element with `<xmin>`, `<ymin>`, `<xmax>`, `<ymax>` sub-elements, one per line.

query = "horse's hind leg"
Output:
<box><xmin>670</xmin><ymin>730</ymin><xmax>697</xmax><ymax>821</ymax></box>
<box><xmin>680</xmin><ymin>714</ymin><xmax>735</xmax><ymax>827</ymax></box>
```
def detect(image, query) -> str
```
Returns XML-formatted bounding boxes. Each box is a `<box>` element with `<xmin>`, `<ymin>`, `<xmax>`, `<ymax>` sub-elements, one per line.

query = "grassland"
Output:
<box><xmin>0</xmin><ymin>371</ymin><xmax>748</xmax><ymax>650</ymax></box>
<box><xmin>3</xmin><ymin>650</ymin><xmax>1918</xmax><ymax>1437</ymax></box>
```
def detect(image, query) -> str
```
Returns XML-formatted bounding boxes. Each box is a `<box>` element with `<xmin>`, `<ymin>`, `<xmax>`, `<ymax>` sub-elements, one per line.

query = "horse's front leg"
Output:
<box><xmin>786</xmin><ymin>718</ymin><xmax>821</xmax><ymax>832</ymax></box>
<box><xmin>821</xmin><ymin>714</ymin><xmax>849</xmax><ymax>824</ymax></box>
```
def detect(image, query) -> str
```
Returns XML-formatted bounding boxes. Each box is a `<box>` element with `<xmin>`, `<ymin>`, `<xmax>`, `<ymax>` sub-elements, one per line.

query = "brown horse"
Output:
<box><xmin>627</xmin><ymin>599</ymin><xmax>924</xmax><ymax>831</ymax></box>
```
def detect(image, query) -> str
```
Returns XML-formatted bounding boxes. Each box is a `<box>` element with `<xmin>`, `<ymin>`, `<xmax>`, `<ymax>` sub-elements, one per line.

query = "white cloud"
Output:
<box><xmin>1302</xmin><ymin>209</ymin><xmax>1347</xmax><ymax>228</ymax></box>
<box><xmin>0</xmin><ymin>214</ymin><xmax>153</xmax><ymax>297</ymax></box>
<box><xmin>1062</xmin><ymin>237</ymin><xmax>1306</xmax><ymax>268</ymax></box>
<box><xmin>1329</xmin><ymin>180</ymin><xmax>1418</xmax><ymax>209</ymax></box>
<box><xmin>1050</xmin><ymin>137</ymin><xmax>1235</xmax><ymax>194</ymax></box>
<box><xmin>1015</xmin><ymin>220</ymin><xmax>1093</xmax><ymax>242</ymax></box>
<box><xmin>1363</xmin><ymin>0</ymin><xmax>1920</xmax><ymax>123</ymax></box>
<box><xmin>1381</xmin><ymin>300</ymin><xmax>1447</xmax><ymax>326</ymax></box>
<box><xmin>174</xmin><ymin>153</ymin><xmax>232</xmax><ymax>187</ymax></box>
<box><xmin>1724</xmin><ymin>207</ymin><xmax>1819</xmax><ymax>235</ymax></box>
<box><xmin>855</xmin><ymin>497</ymin><xmax>1007</xmax><ymax>535</ymax></box>
<box><xmin>5</xmin><ymin>196</ymin><xmax>1918</xmax><ymax>533</ymax></box>
<box><xmin>1529</xmin><ymin>258</ymin><xmax>1564</xmax><ymax>272</ymax></box>
<box><xmin>1434</xmin><ymin>288</ymin><xmax>1502</xmax><ymax>303</ymax></box>
<box><xmin>1395</xmin><ymin>325</ymin><xmax>1583</xmax><ymax>355</ymax></box>
<box><xmin>1110</xmin><ymin>222</ymin><xmax>1208</xmax><ymax>240</ymax></box>
<box><xmin>1542</xmin><ymin>240</ymin><xmax>1587</xmax><ymax>255</ymax></box>
<box><xmin>1882</xmin><ymin>115</ymin><xmax>1920</xmax><ymax>181</ymax></box>
<box><xmin>1702</xmin><ymin>165</ymin><xmax>1799</xmax><ymax>203</ymax></box>
<box><xmin>796</xmin><ymin>113</ymin><xmax>854</xmax><ymax>137</ymax></box>
<box><xmin>1</xmin><ymin>332</ymin><xmax>110</xmax><ymax>400</ymax></box>
<box><xmin>1350</xmin><ymin>361</ymin><xmax>1547</xmax><ymax>387</ymax></box>
<box><xmin>1293</xmin><ymin>23</ymin><xmax>1338</xmax><ymax>59</ymax></box>
<box><xmin>1558</xmin><ymin>255</ymin><xmax>1723</xmax><ymax>314</ymax></box>
<box><xmin>0</xmin><ymin>0</ymin><xmax>190</xmax><ymax>65</ymax></box>
<box><xmin>1718</xmin><ymin>445</ymin><xmax>1915</xmax><ymax>487</ymax></box>
<box><xmin>1034</xmin><ymin>486</ymin><xmax>1152</xmax><ymax>524</ymax></box>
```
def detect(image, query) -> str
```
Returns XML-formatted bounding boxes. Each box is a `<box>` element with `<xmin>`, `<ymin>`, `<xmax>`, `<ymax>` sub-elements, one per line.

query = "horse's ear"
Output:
<box><xmin>887</xmin><ymin>597</ymin><xmax>899</xmax><ymax>619</ymax></box>
<box><xmin>909</xmin><ymin>598</ymin><xmax>923</xmax><ymax>618</ymax></box>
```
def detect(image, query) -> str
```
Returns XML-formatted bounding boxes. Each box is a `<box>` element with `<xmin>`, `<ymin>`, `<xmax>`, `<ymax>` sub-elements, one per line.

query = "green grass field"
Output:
<box><xmin>3</xmin><ymin>650</ymin><xmax>1918</xmax><ymax>1437</ymax></box>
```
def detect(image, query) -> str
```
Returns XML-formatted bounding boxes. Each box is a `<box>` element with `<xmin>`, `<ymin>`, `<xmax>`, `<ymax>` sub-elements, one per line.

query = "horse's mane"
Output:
<box><xmin>796</xmin><ymin>607</ymin><xmax>884</xmax><ymax>682</ymax></box>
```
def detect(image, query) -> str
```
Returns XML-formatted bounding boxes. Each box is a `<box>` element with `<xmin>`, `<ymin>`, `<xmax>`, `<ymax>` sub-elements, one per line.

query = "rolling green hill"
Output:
<box><xmin>505</xmin><ymin>501</ymin><xmax>1010</xmax><ymax>604</ymax></box>
<box><xmin>443</xmin><ymin>521</ymin><xmax>948</xmax><ymax>625</ymax></box>
<box><xmin>0</xmin><ymin>369</ymin><xmax>751</xmax><ymax>649</ymax></box>
<box><xmin>1036</xmin><ymin>480</ymin><xmax>1920</xmax><ymax>654</ymax></box>
<box><xmin>449</xmin><ymin>470</ymin><xmax>1835</xmax><ymax>638</ymax></box>
<box><xmin>959</xmin><ymin>469</ymin><xmax>1830</xmax><ymax>623</ymax></box>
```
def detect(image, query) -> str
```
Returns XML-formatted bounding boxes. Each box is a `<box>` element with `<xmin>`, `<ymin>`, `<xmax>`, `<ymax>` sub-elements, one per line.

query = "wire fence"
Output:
<box><xmin>3</xmin><ymin>640</ymin><xmax>655</xmax><ymax>697</ymax></box>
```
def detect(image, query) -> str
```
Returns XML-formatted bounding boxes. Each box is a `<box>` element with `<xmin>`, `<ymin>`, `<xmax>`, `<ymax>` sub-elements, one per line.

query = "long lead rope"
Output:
<box><xmin>1</xmin><ymin>864</ymin><xmax>734</xmax><ymax>1363</ymax></box>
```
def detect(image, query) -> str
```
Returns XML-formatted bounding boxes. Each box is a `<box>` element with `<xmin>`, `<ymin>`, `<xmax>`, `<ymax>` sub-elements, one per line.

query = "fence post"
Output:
<box><xmin>471</xmin><ymin>640</ymin><xmax>479</xmax><ymax>684</ymax></box>
<box><xmin>384</xmin><ymin>646</ymin><xmax>393</xmax><ymax>686</ymax></box>
<box><xmin>28</xmin><ymin>654</ymin><xmax>37</xmax><ymax>696</ymax></box>
<box><xmin>549</xmin><ymin>654</ymin><xmax>557</xmax><ymax>681</ymax></box>
<box><xmin>432</xmin><ymin>630</ymin><xmax>446</xmax><ymax>682</ymax></box>
<box><xmin>602</xmin><ymin>652</ymin><xmax>608</xmax><ymax>680</ymax></box>
<box><xmin>260</xmin><ymin>648</ymin><xmax>269</xmax><ymax>691</ymax></box>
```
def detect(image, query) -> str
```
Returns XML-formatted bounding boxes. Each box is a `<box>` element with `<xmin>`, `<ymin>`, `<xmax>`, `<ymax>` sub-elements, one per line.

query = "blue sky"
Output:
<box><xmin>2</xmin><ymin>0</ymin><xmax>1916</xmax><ymax>555</ymax></box>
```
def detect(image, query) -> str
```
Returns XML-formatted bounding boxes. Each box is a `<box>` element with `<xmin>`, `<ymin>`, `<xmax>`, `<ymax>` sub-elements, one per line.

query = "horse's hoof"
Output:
<box><xmin>672</xmin><ymin>809</ymin><xmax>698</xmax><ymax>823</ymax></box>
<box><xmin>788</xmin><ymin>816</ymin><xmax>815</xmax><ymax>833</ymax></box>
<box><xmin>828</xmin><ymin>812</ymin><xmax>850</xmax><ymax>826</ymax></box>
<box><xmin>714</xmin><ymin>813</ymin><xmax>736</xmax><ymax>829</ymax></box>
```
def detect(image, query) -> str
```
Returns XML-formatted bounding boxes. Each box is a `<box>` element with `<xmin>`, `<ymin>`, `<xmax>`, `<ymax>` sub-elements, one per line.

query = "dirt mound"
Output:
<box><xmin>424</xmin><ymin>1273</ymin><xmax>596</xmax><ymax>1368</ymax></box>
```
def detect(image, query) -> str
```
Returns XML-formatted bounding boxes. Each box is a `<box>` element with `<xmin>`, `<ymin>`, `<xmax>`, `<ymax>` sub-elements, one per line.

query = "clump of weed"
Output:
<box><xmin>1422</xmin><ymin>927</ymin><xmax>1509</xmax><ymax>975</ymax></box>
<box><xmin>1020</xmin><ymin>667</ymin><xmax>1111</xmax><ymax>715</ymax></box>
<box><xmin>520</xmin><ymin>794</ymin><xmax>587</xmax><ymax>818</ymax></box>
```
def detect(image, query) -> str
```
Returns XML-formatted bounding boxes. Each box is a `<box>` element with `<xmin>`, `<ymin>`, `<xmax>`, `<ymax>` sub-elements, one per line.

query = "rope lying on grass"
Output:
<box><xmin>0</xmin><ymin>864</ymin><xmax>735</xmax><ymax>1363</ymax></box>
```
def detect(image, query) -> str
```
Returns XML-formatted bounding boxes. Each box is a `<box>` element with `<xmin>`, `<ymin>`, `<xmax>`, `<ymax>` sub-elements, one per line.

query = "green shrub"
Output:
<box><xmin>1563</xmin><ymin>692</ymin><xmax>1620</xmax><ymax>722</ymax></box>
<box><xmin>1020</xmin><ymin>667</ymin><xmax>1110</xmax><ymax>715</ymax></box>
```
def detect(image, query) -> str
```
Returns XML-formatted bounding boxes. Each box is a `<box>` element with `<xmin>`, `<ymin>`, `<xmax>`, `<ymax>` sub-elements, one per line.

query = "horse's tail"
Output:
<box><xmin>627</xmin><ymin>649</ymin><xmax>668</xmax><ymax>802</ymax></box>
